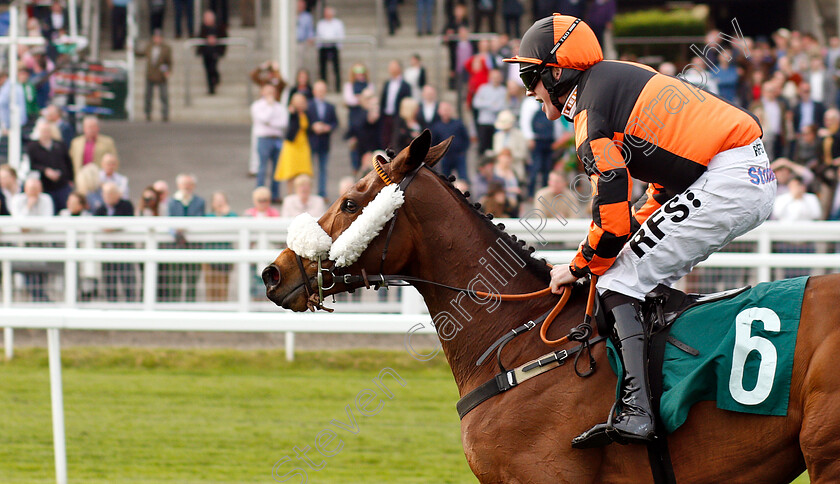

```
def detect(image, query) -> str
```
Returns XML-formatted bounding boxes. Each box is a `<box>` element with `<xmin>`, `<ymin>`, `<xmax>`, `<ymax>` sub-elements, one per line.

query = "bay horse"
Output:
<box><xmin>263</xmin><ymin>131</ymin><xmax>840</xmax><ymax>483</ymax></box>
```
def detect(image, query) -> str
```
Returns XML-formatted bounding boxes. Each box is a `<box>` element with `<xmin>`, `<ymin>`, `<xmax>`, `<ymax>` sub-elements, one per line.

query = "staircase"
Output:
<box><xmin>100</xmin><ymin>0</ymin><xmax>454</xmax><ymax>124</ymax></box>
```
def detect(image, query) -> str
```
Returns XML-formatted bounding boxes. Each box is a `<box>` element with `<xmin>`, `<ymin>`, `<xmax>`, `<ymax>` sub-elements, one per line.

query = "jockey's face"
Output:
<box><xmin>529</xmin><ymin>77</ymin><xmax>562</xmax><ymax>121</ymax></box>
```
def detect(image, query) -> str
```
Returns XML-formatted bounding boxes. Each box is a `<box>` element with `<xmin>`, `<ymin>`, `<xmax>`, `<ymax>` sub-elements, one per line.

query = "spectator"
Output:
<box><xmin>492</xmin><ymin>109</ymin><xmax>527</xmax><ymax>181</ymax></box>
<box><xmin>473</xmin><ymin>0</ymin><xmax>497</xmax><ymax>33</ymax></box>
<box><xmin>794</xmin><ymin>124</ymin><xmax>819</xmax><ymax>166</ymax></box>
<box><xmin>808</xmin><ymin>56</ymin><xmax>827</xmax><ymax>105</ymax></box>
<box><xmin>773</xmin><ymin>175</ymin><xmax>821</xmax><ymax>278</ymax></box>
<box><xmin>494</xmin><ymin>147</ymin><xmax>521</xmax><ymax>212</ymax></box>
<box><xmin>757</xmin><ymin>80</ymin><xmax>787</xmax><ymax>160</ymax></box>
<box><xmin>251</xmin><ymin>83</ymin><xmax>288</xmax><ymax>203</ymax></box>
<box><xmin>827</xmin><ymin>37</ymin><xmax>840</xmax><ymax>107</ymax></box>
<box><xmin>18</xmin><ymin>69</ymin><xmax>39</xmax><ymax>128</ymax></box>
<box><xmin>793</xmin><ymin>81</ymin><xmax>825</xmax><ymax>133</ymax></box>
<box><xmin>41</xmin><ymin>105</ymin><xmax>75</xmax><ymax>147</ymax></box>
<box><xmin>110</xmin><ymin>0</ymin><xmax>129</xmax><ymax>50</ymax></box>
<box><xmin>137</xmin><ymin>185</ymin><xmax>163</xmax><ymax>216</ymax></box>
<box><xmin>0</xmin><ymin>70</ymin><xmax>28</xmax><ymax>142</ymax></box>
<box><xmin>143</xmin><ymin>29</ymin><xmax>173</xmax><ymax>122</ymax></box>
<box><xmin>502</xmin><ymin>0</ymin><xmax>523</xmax><ymax>38</ymax></box>
<box><xmin>316</xmin><ymin>7</ymin><xmax>345</xmax><ymax>92</ymax></box>
<box><xmin>416</xmin><ymin>0</ymin><xmax>433</xmax><ymax>36</ymax></box>
<box><xmin>308</xmin><ymin>80</ymin><xmax>338</xmax><ymax>198</ymax></box>
<box><xmin>153</xmin><ymin>179</ymin><xmax>170</xmax><ymax>216</ymax></box>
<box><xmin>772</xmin><ymin>158</ymin><xmax>814</xmax><ymax>197</ymax></box>
<box><xmin>69</xmin><ymin>115</ymin><xmax>118</xmax><ymax>180</ymax></box>
<box><xmin>10</xmin><ymin>177</ymin><xmax>53</xmax><ymax>301</ymax></box>
<box><xmin>430</xmin><ymin>101</ymin><xmax>470</xmax><ymax>180</ymax></box>
<box><xmin>94</xmin><ymin>181</ymin><xmax>137</xmax><ymax>301</ymax></box>
<box><xmin>454</xmin><ymin>26</ymin><xmax>473</xmax><ymax>95</ymax></box>
<box><xmin>275</xmin><ymin>93</ymin><xmax>313</xmax><ymax>192</ymax></box>
<box><xmin>380</xmin><ymin>60</ymin><xmax>412</xmax><ymax>148</ymax></box>
<box><xmin>173</xmin><ymin>0</ymin><xmax>194</xmax><ymax>37</ymax></box>
<box><xmin>198</xmin><ymin>10</ymin><xmax>227</xmax><ymax>95</ymax></box>
<box><xmin>204</xmin><ymin>191</ymin><xmax>236</xmax><ymax>302</ymax></box>
<box><xmin>473</xmin><ymin>69</ymin><xmax>507</xmax><ymax>155</ymax></box>
<box><xmin>713</xmin><ymin>50</ymin><xmax>739</xmax><ymax>104</ymax></box>
<box><xmin>385</xmin><ymin>0</ymin><xmax>400</xmax><ymax>36</ymax></box>
<box><xmin>99</xmin><ymin>153</ymin><xmax>130</xmax><ymax>199</ymax></box>
<box><xmin>250</xmin><ymin>60</ymin><xmax>286</xmax><ymax>98</ymax></box>
<box><xmin>505</xmin><ymin>79</ymin><xmax>525</xmax><ymax>117</ymax></box>
<box><xmin>164</xmin><ymin>173</ymin><xmax>205</xmax><ymax>302</ymax></box>
<box><xmin>0</xmin><ymin>163</ymin><xmax>20</xmax><ymax>215</ymax></box>
<box><xmin>586</xmin><ymin>0</ymin><xmax>616</xmax><ymax>46</ymax></box>
<box><xmin>348</xmin><ymin>88</ymin><xmax>382</xmax><ymax>178</ymax></box>
<box><xmin>534</xmin><ymin>170</ymin><xmax>584</xmax><ymax>220</ymax></box>
<box><xmin>244</xmin><ymin>186</ymin><xmax>280</xmax><ymax>217</ymax></box>
<box><xmin>465</xmin><ymin>40</ymin><xmax>494</xmax><ymax>113</ymax></box>
<box><xmin>289</xmin><ymin>68</ymin><xmax>314</xmax><ymax>102</ymax></box>
<box><xmin>442</xmin><ymin>4</ymin><xmax>469</xmax><ymax>89</ymax></box>
<box><xmin>10</xmin><ymin>177</ymin><xmax>53</xmax><ymax>216</ymax></box>
<box><xmin>281</xmin><ymin>174</ymin><xmax>326</xmax><ymax>217</ymax></box>
<box><xmin>75</xmin><ymin>163</ymin><xmax>104</xmax><ymax>212</ymax></box>
<box><xmin>480</xmin><ymin>182</ymin><xmax>516</xmax><ymax>218</ymax></box>
<box><xmin>168</xmin><ymin>173</ymin><xmax>205</xmax><ymax>217</ymax></box>
<box><xmin>472</xmin><ymin>155</ymin><xmax>505</xmax><ymax>201</ymax></box>
<box><xmin>418</xmin><ymin>85</ymin><xmax>440</xmax><ymax>130</ymax></box>
<box><xmin>25</xmin><ymin>119</ymin><xmax>74</xmax><ymax>214</ymax></box>
<box><xmin>683</xmin><ymin>56</ymin><xmax>718</xmax><ymax>94</ymax></box>
<box><xmin>343</xmin><ymin>63</ymin><xmax>373</xmax><ymax>176</ymax></box>
<box><xmin>59</xmin><ymin>191</ymin><xmax>90</xmax><ymax>216</ymax></box>
<box><xmin>405</xmin><ymin>54</ymin><xmax>427</xmax><ymax>100</ymax></box>
<box><xmin>296</xmin><ymin>0</ymin><xmax>315</xmax><ymax>50</ymax></box>
<box><xmin>520</xmin><ymin>95</ymin><xmax>573</xmax><ymax>196</ymax></box>
<box><xmin>391</xmin><ymin>97</ymin><xmax>422</xmax><ymax>152</ymax></box>
<box><xmin>149</xmin><ymin>0</ymin><xmax>166</xmax><ymax>32</ymax></box>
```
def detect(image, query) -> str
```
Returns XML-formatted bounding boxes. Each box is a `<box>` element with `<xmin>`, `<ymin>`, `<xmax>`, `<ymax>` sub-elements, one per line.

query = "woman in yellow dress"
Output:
<box><xmin>274</xmin><ymin>93</ymin><xmax>313</xmax><ymax>192</ymax></box>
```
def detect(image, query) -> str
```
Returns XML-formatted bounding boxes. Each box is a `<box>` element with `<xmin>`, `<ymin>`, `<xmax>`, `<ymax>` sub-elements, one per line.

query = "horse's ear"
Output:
<box><xmin>424</xmin><ymin>136</ymin><xmax>453</xmax><ymax>168</ymax></box>
<box><xmin>394</xmin><ymin>129</ymin><xmax>432</xmax><ymax>176</ymax></box>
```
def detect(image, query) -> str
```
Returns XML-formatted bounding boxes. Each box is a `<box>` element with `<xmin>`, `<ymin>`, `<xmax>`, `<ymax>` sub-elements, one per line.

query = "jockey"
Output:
<box><xmin>504</xmin><ymin>15</ymin><xmax>776</xmax><ymax>448</ymax></box>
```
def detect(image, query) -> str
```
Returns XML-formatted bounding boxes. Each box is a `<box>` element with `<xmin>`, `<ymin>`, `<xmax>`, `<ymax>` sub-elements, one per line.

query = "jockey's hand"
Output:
<box><xmin>550</xmin><ymin>264</ymin><xmax>578</xmax><ymax>294</ymax></box>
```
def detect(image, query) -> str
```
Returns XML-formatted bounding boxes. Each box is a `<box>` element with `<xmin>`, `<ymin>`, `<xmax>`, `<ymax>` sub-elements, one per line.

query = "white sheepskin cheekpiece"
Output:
<box><xmin>286</xmin><ymin>213</ymin><xmax>333</xmax><ymax>260</ymax></box>
<box><xmin>329</xmin><ymin>184</ymin><xmax>405</xmax><ymax>267</ymax></box>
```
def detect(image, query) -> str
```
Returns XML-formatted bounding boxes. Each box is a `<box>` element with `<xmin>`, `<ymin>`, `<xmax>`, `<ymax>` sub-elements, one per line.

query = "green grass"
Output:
<box><xmin>0</xmin><ymin>347</ymin><xmax>812</xmax><ymax>483</ymax></box>
<box><xmin>0</xmin><ymin>347</ymin><xmax>473</xmax><ymax>483</ymax></box>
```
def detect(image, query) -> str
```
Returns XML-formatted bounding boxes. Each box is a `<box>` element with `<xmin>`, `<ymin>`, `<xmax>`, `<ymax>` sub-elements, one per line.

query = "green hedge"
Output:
<box><xmin>613</xmin><ymin>8</ymin><xmax>707</xmax><ymax>38</ymax></box>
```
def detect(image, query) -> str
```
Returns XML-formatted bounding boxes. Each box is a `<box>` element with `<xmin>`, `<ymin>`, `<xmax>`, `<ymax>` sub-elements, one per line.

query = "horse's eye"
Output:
<box><xmin>341</xmin><ymin>199</ymin><xmax>359</xmax><ymax>214</ymax></box>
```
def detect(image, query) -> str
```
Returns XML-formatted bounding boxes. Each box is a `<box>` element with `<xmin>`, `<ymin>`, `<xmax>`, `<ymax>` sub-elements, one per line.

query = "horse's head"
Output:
<box><xmin>263</xmin><ymin>130</ymin><xmax>452</xmax><ymax>311</ymax></box>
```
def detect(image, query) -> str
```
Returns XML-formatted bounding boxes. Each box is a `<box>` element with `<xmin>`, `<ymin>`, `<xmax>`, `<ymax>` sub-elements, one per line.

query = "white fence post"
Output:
<box><xmin>757</xmin><ymin>229</ymin><xmax>772</xmax><ymax>283</ymax></box>
<box><xmin>285</xmin><ymin>332</ymin><xmax>295</xmax><ymax>362</ymax></box>
<box><xmin>3</xmin><ymin>260</ymin><xmax>12</xmax><ymax>360</ymax></box>
<box><xmin>65</xmin><ymin>230</ymin><xmax>78</xmax><ymax>307</ymax></box>
<box><xmin>237</xmin><ymin>228</ymin><xmax>251</xmax><ymax>312</ymax></box>
<box><xmin>143</xmin><ymin>230</ymin><xmax>158</xmax><ymax>310</ymax></box>
<box><xmin>47</xmin><ymin>328</ymin><xmax>68</xmax><ymax>484</ymax></box>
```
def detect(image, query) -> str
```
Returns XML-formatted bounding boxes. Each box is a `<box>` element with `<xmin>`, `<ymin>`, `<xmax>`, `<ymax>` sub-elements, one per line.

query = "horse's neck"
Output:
<box><xmin>405</xmin><ymin>201</ymin><xmax>559</xmax><ymax>392</ymax></box>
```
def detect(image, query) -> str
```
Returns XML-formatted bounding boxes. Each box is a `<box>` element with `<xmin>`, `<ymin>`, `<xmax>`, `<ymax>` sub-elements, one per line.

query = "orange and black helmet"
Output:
<box><xmin>504</xmin><ymin>14</ymin><xmax>603</xmax><ymax>100</ymax></box>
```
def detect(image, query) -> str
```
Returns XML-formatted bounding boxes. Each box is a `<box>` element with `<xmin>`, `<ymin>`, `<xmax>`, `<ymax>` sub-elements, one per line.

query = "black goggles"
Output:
<box><xmin>519</xmin><ymin>18</ymin><xmax>580</xmax><ymax>92</ymax></box>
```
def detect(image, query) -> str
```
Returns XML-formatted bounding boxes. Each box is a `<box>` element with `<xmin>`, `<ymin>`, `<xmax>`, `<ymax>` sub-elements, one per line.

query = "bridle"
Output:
<box><xmin>291</xmin><ymin>154</ymin><xmax>598</xmax><ymax>349</ymax></box>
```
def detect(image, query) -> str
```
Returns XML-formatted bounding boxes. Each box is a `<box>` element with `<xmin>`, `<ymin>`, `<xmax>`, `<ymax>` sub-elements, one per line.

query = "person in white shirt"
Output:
<box><xmin>472</xmin><ymin>69</ymin><xmax>508</xmax><ymax>156</ymax></box>
<box><xmin>251</xmin><ymin>84</ymin><xmax>289</xmax><ymax>202</ymax></box>
<box><xmin>99</xmin><ymin>153</ymin><xmax>130</xmax><ymax>200</ymax></box>
<box><xmin>281</xmin><ymin>174</ymin><xmax>326</xmax><ymax>218</ymax></box>
<box><xmin>10</xmin><ymin>177</ymin><xmax>54</xmax><ymax>217</ymax></box>
<box><xmin>316</xmin><ymin>7</ymin><xmax>345</xmax><ymax>91</ymax></box>
<box><xmin>404</xmin><ymin>53</ymin><xmax>427</xmax><ymax>100</ymax></box>
<box><xmin>773</xmin><ymin>176</ymin><xmax>822</xmax><ymax>221</ymax></box>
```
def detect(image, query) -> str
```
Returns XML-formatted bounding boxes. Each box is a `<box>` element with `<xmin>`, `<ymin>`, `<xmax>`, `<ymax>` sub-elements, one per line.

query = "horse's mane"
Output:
<box><xmin>428</xmin><ymin>169</ymin><xmax>553</xmax><ymax>284</ymax></box>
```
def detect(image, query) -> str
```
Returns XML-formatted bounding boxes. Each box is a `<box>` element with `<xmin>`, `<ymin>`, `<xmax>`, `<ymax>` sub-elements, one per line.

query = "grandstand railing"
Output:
<box><xmin>2</xmin><ymin>216</ymin><xmax>839</xmax><ymax>360</ymax></box>
<box><xmin>2</xmin><ymin>217</ymin><xmax>838</xmax><ymax>484</ymax></box>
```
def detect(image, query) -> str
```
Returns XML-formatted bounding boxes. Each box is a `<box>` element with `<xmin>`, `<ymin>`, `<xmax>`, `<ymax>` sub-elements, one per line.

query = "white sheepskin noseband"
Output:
<box><xmin>286</xmin><ymin>213</ymin><xmax>332</xmax><ymax>260</ymax></box>
<box><xmin>285</xmin><ymin>184</ymin><xmax>406</xmax><ymax>267</ymax></box>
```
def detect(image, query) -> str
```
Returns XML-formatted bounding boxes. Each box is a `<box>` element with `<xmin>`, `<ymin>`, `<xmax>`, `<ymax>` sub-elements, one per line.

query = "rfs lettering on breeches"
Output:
<box><xmin>629</xmin><ymin>191</ymin><xmax>703</xmax><ymax>259</ymax></box>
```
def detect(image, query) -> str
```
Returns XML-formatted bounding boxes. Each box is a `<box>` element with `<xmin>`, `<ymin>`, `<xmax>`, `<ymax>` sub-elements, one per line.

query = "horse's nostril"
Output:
<box><xmin>262</xmin><ymin>265</ymin><xmax>281</xmax><ymax>288</ymax></box>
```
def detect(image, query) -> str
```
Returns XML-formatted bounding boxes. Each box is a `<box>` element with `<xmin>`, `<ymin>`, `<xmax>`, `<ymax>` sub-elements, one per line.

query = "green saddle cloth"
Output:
<box><xmin>608</xmin><ymin>276</ymin><xmax>807</xmax><ymax>433</ymax></box>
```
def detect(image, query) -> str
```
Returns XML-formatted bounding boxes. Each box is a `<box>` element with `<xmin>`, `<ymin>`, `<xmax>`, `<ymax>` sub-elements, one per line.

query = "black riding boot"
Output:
<box><xmin>571</xmin><ymin>301</ymin><xmax>655</xmax><ymax>448</ymax></box>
